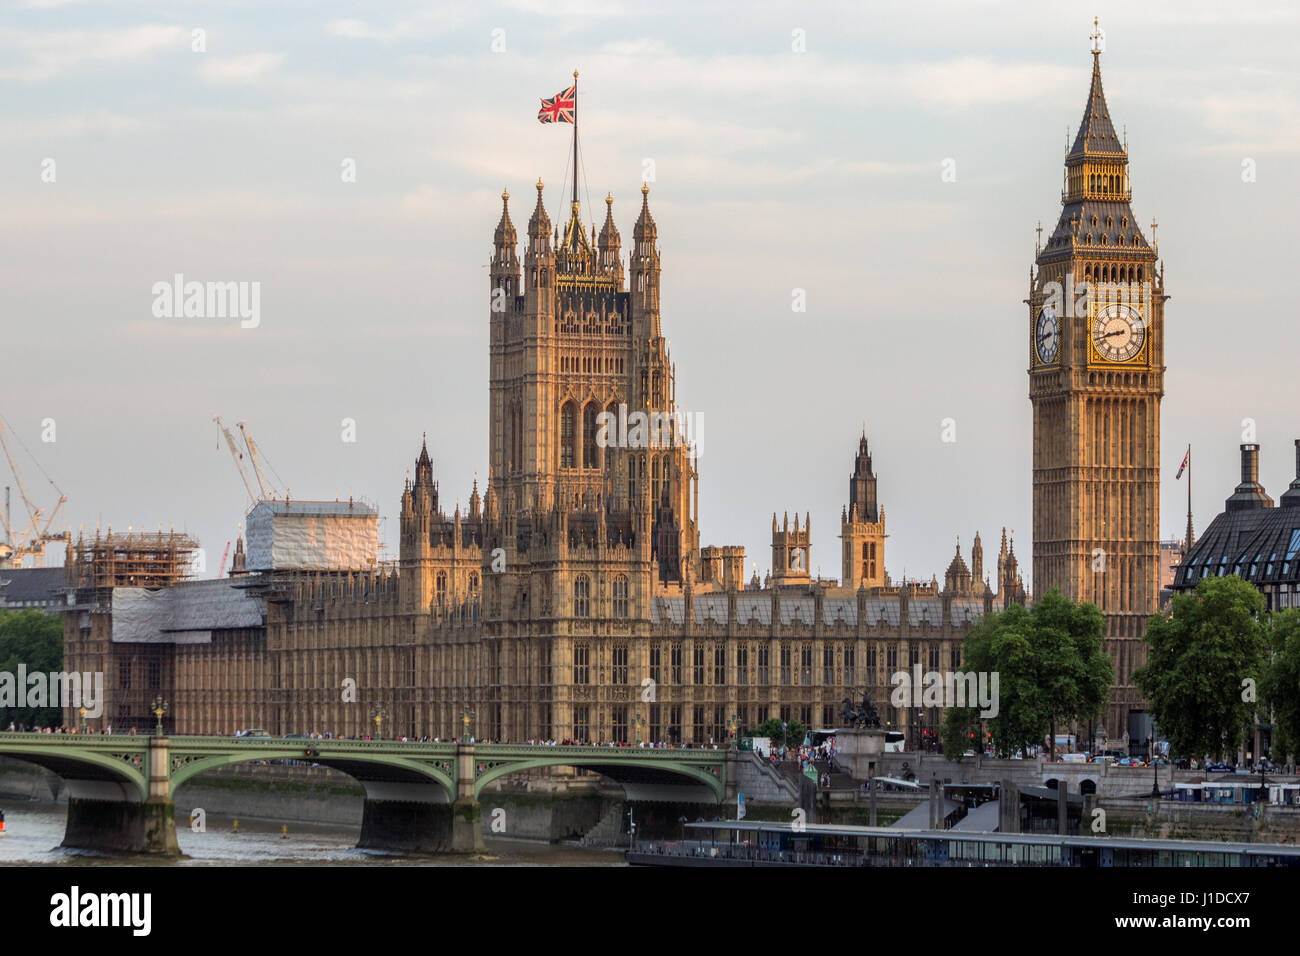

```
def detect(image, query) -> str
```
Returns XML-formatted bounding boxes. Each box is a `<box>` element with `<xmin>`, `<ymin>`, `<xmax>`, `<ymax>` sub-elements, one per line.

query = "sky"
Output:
<box><xmin>1</xmin><ymin>0</ymin><xmax>1298</xmax><ymax>591</ymax></box>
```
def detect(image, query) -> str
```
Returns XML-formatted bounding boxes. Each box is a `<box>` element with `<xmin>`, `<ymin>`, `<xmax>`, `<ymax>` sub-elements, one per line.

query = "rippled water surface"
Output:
<box><xmin>0</xmin><ymin>801</ymin><xmax>625</xmax><ymax>866</ymax></box>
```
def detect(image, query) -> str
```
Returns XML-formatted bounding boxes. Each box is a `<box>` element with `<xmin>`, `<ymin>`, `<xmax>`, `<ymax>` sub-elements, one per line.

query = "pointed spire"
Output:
<box><xmin>494</xmin><ymin>187</ymin><xmax>516</xmax><ymax>246</ymax></box>
<box><xmin>528</xmin><ymin>177</ymin><xmax>551</xmax><ymax>240</ymax></box>
<box><xmin>414</xmin><ymin>434</ymin><xmax>434</xmax><ymax>489</ymax></box>
<box><xmin>633</xmin><ymin>181</ymin><xmax>656</xmax><ymax>240</ymax></box>
<box><xmin>598</xmin><ymin>191</ymin><xmax>623</xmax><ymax>278</ymax></box>
<box><xmin>1068</xmin><ymin>22</ymin><xmax>1125</xmax><ymax>161</ymax></box>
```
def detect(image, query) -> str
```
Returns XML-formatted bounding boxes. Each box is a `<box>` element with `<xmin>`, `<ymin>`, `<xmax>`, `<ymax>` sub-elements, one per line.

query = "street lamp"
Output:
<box><xmin>728</xmin><ymin>714</ymin><xmax>739</xmax><ymax>752</ymax></box>
<box><xmin>460</xmin><ymin>710</ymin><xmax>476</xmax><ymax>744</ymax></box>
<box><xmin>781</xmin><ymin>720</ymin><xmax>788</xmax><ymax>758</ymax></box>
<box><xmin>79</xmin><ymin>706</ymin><xmax>87</xmax><ymax>734</ymax></box>
<box><xmin>368</xmin><ymin>705</ymin><xmax>387</xmax><ymax>739</ymax></box>
<box><xmin>633</xmin><ymin>713</ymin><xmax>646</xmax><ymax>747</ymax></box>
<box><xmin>1148</xmin><ymin>735</ymin><xmax>1160</xmax><ymax>798</ymax></box>
<box><xmin>151</xmin><ymin>697</ymin><xmax>168</xmax><ymax>737</ymax></box>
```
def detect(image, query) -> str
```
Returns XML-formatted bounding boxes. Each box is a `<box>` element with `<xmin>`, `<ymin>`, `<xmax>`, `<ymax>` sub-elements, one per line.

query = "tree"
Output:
<box><xmin>1261</xmin><ymin>608</ymin><xmax>1300</xmax><ymax>766</ymax></box>
<box><xmin>747</xmin><ymin>717</ymin><xmax>806</xmax><ymax>751</ymax></box>
<box><xmin>0</xmin><ymin>609</ymin><xmax>65</xmax><ymax>729</ymax></box>
<box><xmin>1031</xmin><ymin>591</ymin><xmax>1110</xmax><ymax>760</ymax></box>
<box><xmin>940</xmin><ymin>592</ymin><xmax>1110</xmax><ymax>761</ymax></box>
<box><xmin>1134</xmin><ymin>575</ymin><xmax>1269</xmax><ymax>762</ymax></box>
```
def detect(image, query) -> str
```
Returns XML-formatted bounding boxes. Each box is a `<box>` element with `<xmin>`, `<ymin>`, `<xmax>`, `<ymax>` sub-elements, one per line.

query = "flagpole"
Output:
<box><xmin>1185</xmin><ymin>444</ymin><xmax>1195</xmax><ymax>550</ymax></box>
<box><xmin>572</xmin><ymin>69</ymin><xmax>579</xmax><ymax>213</ymax></box>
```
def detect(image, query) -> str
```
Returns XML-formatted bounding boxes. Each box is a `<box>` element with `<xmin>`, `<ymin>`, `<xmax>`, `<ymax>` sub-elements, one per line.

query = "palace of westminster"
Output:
<box><xmin>58</xmin><ymin>37</ymin><xmax>1166</xmax><ymax>746</ymax></box>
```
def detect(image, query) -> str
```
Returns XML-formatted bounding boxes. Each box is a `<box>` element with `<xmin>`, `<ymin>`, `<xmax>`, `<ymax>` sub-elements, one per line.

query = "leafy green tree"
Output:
<box><xmin>746</xmin><ymin>717</ymin><xmax>806</xmax><ymax>751</ymax></box>
<box><xmin>0</xmin><ymin>609</ymin><xmax>65</xmax><ymax>728</ymax></box>
<box><xmin>1135</xmin><ymin>575</ymin><xmax>1268</xmax><ymax>762</ymax></box>
<box><xmin>1031</xmin><ymin>591</ymin><xmax>1110</xmax><ymax>760</ymax></box>
<box><xmin>940</xmin><ymin>707</ymin><xmax>981</xmax><ymax>761</ymax></box>
<box><xmin>1261</xmin><ymin>608</ymin><xmax>1300</xmax><ymax>766</ymax></box>
<box><xmin>941</xmin><ymin>593</ymin><xmax>1110</xmax><ymax>760</ymax></box>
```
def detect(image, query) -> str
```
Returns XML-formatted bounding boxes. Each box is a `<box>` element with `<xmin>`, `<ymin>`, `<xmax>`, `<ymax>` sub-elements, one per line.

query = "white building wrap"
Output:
<box><xmin>246</xmin><ymin>500</ymin><xmax>378</xmax><ymax>571</ymax></box>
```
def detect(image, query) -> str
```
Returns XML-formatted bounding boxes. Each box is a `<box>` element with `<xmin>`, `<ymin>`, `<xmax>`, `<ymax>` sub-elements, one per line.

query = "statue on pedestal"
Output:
<box><xmin>839</xmin><ymin>691</ymin><xmax>881</xmax><ymax>729</ymax></box>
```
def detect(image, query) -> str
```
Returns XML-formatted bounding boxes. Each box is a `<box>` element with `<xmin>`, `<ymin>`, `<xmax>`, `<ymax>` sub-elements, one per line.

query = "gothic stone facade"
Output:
<box><xmin>62</xmin><ymin>181</ymin><xmax>1029</xmax><ymax>742</ymax></box>
<box><xmin>1029</xmin><ymin>45</ymin><xmax>1164</xmax><ymax>738</ymax></box>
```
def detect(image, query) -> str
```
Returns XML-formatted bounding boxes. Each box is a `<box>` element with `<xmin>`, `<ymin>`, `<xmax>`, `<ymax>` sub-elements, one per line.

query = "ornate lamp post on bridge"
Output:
<box><xmin>633</xmin><ymin>713</ymin><xmax>646</xmax><ymax>747</ymax></box>
<box><xmin>79</xmin><ymin>706</ymin><xmax>87</xmax><ymax>734</ymax></box>
<box><xmin>728</xmin><ymin>714</ymin><xmax>739</xmax><ymax>752</ymax></box>
<box><xmin>368</xmin><ymin>706</ymin><xmax>387</xmax><ymax>740</ymax></box>
<box><xmin>151</xmin><ymin>697</ymin><xmax>168</xmax><ymax>737</ymax></box>
<box><xmin>460</xmin><ymin>710</ymin><xmax>476</xmax><ymax>744</ymax></box>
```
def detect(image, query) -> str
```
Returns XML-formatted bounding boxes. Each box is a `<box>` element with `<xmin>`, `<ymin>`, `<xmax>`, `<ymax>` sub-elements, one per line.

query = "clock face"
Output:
<box><xmin>1092</xmin><ymin>303</ymin><xmax>1145</xmax><ymax>363</ymax></box>
<box><xmin>1035</xmin><ymin>305</ymin><xmax>1059</xmax><ymax>363</ymax></box>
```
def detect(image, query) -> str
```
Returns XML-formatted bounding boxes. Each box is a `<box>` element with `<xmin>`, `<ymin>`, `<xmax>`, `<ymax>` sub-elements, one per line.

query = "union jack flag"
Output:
<box><xmin>1176</xmin><ymin>445</ymin><xmax>1190</xmax><ymax>479</ymax></box>
<box><xmin>538</xmin><ymin>84</ymin><xmax>576</xmax><ymax>124</ymax></box>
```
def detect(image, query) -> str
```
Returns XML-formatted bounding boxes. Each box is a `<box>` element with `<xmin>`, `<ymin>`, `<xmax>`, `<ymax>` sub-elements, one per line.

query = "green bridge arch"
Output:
<box><xmin>169</xmin><ymin>749</ymin><xmax>457</xmax><ymax>800</ymax></box>
<box><xmin>473</xmin><ymin>755</ymin><xmax>725</xmax><ymax>801</ymax></box>
<box><xmin>0</xmin><ymin>737</ymin><xmax>150</xmax><ymax>801</ymax></box>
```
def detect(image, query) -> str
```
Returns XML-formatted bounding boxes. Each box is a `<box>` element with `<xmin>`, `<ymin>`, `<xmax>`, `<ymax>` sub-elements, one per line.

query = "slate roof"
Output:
<box><xmin>1173</xmin><ymin>506</ymin><xmax>1300</xmax><ymax>592</ymax></box>
<box><xmin>1174</xmin><ymin>445</ymin><xmax>1300</xmax><ymax>595</ymax></box>
<box><xmin>1041</xmin><ymin>200</ymin><xmax>1153</xmax><ymax>261</ymax></box>
<box><xmin>0</xmin><ymin>566</ymin><xmax>66</xmax><ymax>607</ymax></box>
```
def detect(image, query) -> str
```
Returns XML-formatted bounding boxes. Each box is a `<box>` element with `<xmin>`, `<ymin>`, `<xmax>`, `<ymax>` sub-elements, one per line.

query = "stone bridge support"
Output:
<box><xmin>356</xmin><ymin>743</ymin><xmax>482</xmax><ymax>855</ymax></box>
<box><xmin>63</xmin><ymin>737</ymin><xmax>179</xmax><ymax>856</ymax></box>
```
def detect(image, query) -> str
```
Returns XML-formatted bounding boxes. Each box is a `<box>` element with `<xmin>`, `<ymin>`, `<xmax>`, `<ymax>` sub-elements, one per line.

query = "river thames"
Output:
<box><xmin>0</xmin><ymin>802</ymin><xmax>625</xmax><ymax>866</ymax></box>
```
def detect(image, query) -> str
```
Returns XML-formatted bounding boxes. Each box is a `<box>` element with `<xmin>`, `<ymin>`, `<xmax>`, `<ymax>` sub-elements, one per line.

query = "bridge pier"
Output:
<box><xmin>355</xmin><ymin>743</ymin><xmax>483</xmax><ymax>855</ymax></box>
<box><xmin>61</xmin><ymin>738</ymin><xmax>179</xmax><ymax>857</ymax></box>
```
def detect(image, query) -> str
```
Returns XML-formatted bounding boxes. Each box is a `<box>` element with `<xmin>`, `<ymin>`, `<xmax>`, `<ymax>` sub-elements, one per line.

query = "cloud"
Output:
<box><xmin>0</xmin><ymin>109</ymin><xmax>152</xmax><ymax>139</ymax></box>
<box><xmin>0</xmin><ymin>24</ymin><xmax>185</xmax><ymax>81</ymax></box>
<box><xmin>197</xmin><ymin>52</ymin><xmax>285</xmax><ymax>86</ymax></box>
<box><xmin>326</xmin><ymin>19</ymin><xmax>417</xmax><ymax>42</ymax></box>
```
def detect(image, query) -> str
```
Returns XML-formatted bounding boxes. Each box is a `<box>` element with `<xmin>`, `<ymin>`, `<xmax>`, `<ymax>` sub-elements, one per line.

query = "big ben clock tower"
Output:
<box><xmin>1029</xmin><ymin>20</ymin><xmax>1166</xmax><ymax>738</ymax></box>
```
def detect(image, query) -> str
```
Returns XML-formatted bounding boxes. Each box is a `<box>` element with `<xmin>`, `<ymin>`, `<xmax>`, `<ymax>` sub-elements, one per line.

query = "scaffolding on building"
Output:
<box><xmin>67</xmin><ymin>529</ymin><xmax>200</xmax><ymax>591</ymax></box>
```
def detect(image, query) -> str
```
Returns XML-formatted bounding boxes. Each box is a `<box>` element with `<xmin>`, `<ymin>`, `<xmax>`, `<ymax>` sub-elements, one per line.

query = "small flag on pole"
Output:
<box><xmin>1176</xmin><ymin>445</ymin><xmax>1190</xmax><ymax>479</ymax></box>
<box><xmin>537</xmin><ymin>84</ymin><xmax>576</xmax><ymax>124</ymax></box>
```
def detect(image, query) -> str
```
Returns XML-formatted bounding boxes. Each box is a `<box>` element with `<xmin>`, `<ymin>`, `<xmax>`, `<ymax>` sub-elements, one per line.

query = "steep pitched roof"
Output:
<box><xmin>1068</xmin><ymin>54</ymin><xmax>1127</xmax><ymax>161</ymax></box>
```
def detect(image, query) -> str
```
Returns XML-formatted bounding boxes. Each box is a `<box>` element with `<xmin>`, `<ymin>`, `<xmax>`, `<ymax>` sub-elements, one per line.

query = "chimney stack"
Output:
<box><xmin>1281</xmin><ymin>439</ymin><xmax>1300</xmax><ymax>508</ymax></box>
<box><xmin>1225</xmin><ymin>443</ymin><xmax>1274</xmax><ymax>512</ymax></box>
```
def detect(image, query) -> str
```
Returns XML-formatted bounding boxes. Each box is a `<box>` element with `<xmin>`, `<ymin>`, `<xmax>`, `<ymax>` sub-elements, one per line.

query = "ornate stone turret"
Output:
<box><xmin>630</xmin><ymin>182</ymin><xmax>661</xmax><ymax>325</ymax></box>
<box><xmin>597</xmin><ymin>192</ymin><xmax>623</xmax><ymax>284</ymax></box>
<box><xmin>491</xmin><ymin>188</ymin><xmax>520</xmax><ymax>299</ymax></box>
<box><xmin>772</xmin><ymin>511</ymin><xmax>811</xmax><ymax>587</ymax></box>
<box><xmin>944</xmin><ymin>538</ymin><xmax>972</xmax><ymax>595</ymax></box>
<box><xmin>841</xmin><ymin>430</ymin><xmax>887</xmax><ymax>590</ymax></box>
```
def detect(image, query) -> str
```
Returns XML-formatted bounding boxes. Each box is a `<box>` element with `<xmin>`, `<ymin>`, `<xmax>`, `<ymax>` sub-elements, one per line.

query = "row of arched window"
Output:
<box><xmin>1088</xmin><ymin>171</ymin><xmax>1126</xmax><ymax>195</ymax></box>
<box><xmin>433</xmin><ymin>570</ymin><xmax>480</xmax><ymax>607</ymax></box>
<box><xmin>571</xmin><ymin>573</ymin><xmax>629</xmax><ymax>618</ymax></box>
<box><xmin>1083</xmin><ymin>263</ymin><xmax>1144</xmax><ymax>283</ymax></box>
<box><xmin>560</xmin><ymin>400</ymin><xmax>618</xmax><ymax>470</ymax></box>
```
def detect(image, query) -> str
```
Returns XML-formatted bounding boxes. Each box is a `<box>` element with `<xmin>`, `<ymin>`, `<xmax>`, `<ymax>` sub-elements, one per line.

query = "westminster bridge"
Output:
<box><xmin>0</xmin><ymin>733</ymin><xmax>732</xmax><ymax>855</ymax></box>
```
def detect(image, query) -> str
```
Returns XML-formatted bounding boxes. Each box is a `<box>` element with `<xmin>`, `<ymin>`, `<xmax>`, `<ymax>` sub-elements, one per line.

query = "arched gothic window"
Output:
<box><xmin>583</xmin><ymin>402</ymin><xmax>599</xmax><ymax>468</ymax></box>
<box><xmin>613</xmin><ymin>575</ymin><xmax>629</xmax><ymax>618</ymax></box>
<box><xmin>574</xmin><ymin>575</ymin><xmax>591</xmax><ymax>618</ymax></box>
<box><xmin>561</xmin><ymin>402</ymin><xmax>576</xmax><ymax>469</ymax></box>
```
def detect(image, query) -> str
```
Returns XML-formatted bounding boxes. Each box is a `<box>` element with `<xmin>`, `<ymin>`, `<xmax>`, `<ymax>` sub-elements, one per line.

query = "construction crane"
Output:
<box><xmin>0</xmin><ymin>415</ymin><xmax>69</xmax><ymax>568</ymax></box>
<box><xmin>237</xmin><ymin>420</ymin><xmax>282</xmax><ymax>501</ymax></box>
<box><xmin>213</xmin><ymin>415</ymin><xmax>258</xmax><ymax>506</ymax></box>
<box><xmin>218</xmin><ymin>539</ymin><xmax>232</xmax><ymax>578</ymax></box>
